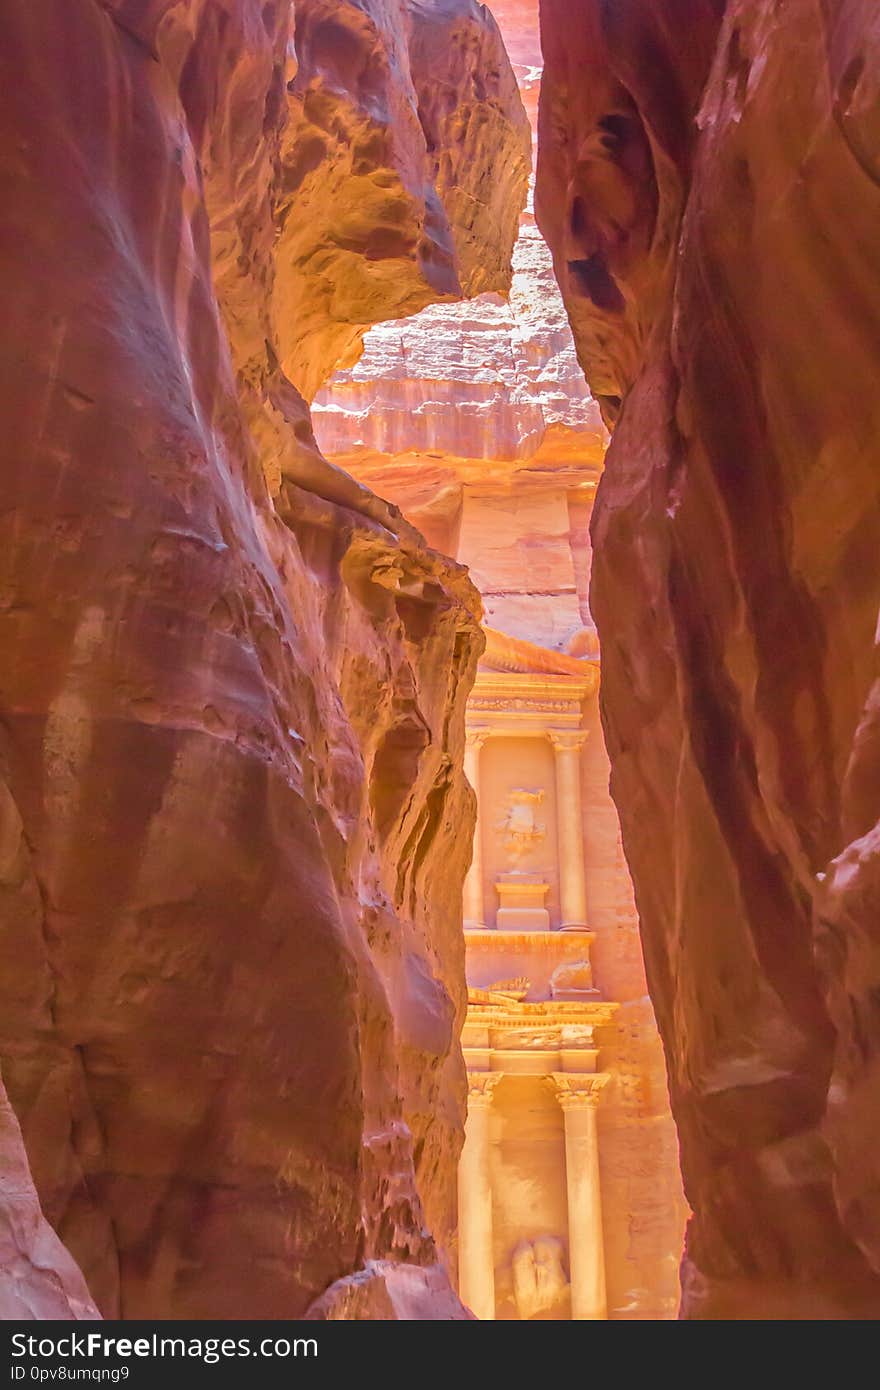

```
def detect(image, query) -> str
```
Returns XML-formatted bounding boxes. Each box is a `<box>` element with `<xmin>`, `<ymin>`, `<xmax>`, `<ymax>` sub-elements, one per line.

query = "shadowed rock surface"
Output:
<box><xmin>537</xmin><ymin>0</ymin><xmax>880</xmax><ymax>1317</ymax></box>
<box><xmin>0</xmin><ymin>0</ymin><xmax>526</xmax><ymax>1318</ymax></box>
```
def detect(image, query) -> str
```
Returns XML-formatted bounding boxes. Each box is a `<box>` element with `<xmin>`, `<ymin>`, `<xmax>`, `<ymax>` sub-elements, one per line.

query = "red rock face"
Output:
<box><xmin>0</xmin><ymin>0</ymin><xmax>526</xmax><ymax>1318</ymax></box>
<box><xmin>537</xmin><ymin>0</ymin><xmax>880</xmax><ymax>1316</ymax></box>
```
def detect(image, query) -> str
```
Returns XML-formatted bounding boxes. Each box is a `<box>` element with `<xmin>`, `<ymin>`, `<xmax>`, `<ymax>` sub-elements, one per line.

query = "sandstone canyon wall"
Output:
<box><xmin>0</xmin><ymin>0</ymin><xmax>528</xmax><ymax>1318</ymax></box>
<box><xmin>537</xmin><ymin>0</ymin><xmax>880</xmax><ymax>1317</ymax></box>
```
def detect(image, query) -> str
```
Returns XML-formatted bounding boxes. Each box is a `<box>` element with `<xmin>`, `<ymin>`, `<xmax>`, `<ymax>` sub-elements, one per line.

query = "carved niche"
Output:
<box><xmin>511</xmin><ymin>1235</ymin><xmax>570</xmax><ymax>1319</ymax></box>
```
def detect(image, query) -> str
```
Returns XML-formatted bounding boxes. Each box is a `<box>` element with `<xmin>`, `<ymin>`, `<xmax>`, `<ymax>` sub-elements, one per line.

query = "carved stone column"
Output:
<box><xmin>463</xmin><ymin>730</ymin><xmax>489</xmax><ymax>927</ymax></box>
<box><xmin>458</xmin><ymin>1073</ymin><xmax>501</xmax><ymax>1319</ymax></box>
<box><xmin>550</xmin><ymin>1073</ymin><xmax>610</xmax><ymax>1320</ymax></box>
<box><xmin>549</xmin><ymin>731</ymin><xmax>588</xmax><ymax>929</ymax></box>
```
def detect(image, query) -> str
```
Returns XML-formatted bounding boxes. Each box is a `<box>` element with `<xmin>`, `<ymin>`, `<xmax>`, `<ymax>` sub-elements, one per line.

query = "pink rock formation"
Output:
<box><xmin>304</xmin><ymin>1258</ymin><xmax>476</xmax><ymax>1319</ymax></box>
<box><xmin>0</xmin><ymin>0</ymin><xmax>526</xmax><ymax>1318</ymax></box>
<box><xmin>538</xmin><ymin>0</ymin><xmax>880</xmax><ymax>1317</ymax></box>
<box><xmin>312</xmin><ymin>229</ymin><xmax>604</xmax><ymax>470</ymax></box>
<box><xmin>0</xmin><ymin>1076</ymin><xmax>99</xmax><ymax>1320</ymax></box>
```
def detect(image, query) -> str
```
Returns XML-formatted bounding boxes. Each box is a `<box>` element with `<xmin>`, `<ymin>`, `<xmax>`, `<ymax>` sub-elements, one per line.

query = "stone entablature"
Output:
<box><xmin>462</xmin><ymin>928</ymin><xmax>595</xmax><ymax>950</ymax></box>
<box><xmin>463</xmin><ymin>982</ymin><xmax>617</xmax><ymax>1080</ymax></box>
<box><xmin>464</xmin><ymin>990</ymin><xmax>617</xmax><ymax>1036</ymax></box>
<box><xmin>468</xmin><ymin>671</ymin><xmax>596</xmax><ymax>733</ymax></box>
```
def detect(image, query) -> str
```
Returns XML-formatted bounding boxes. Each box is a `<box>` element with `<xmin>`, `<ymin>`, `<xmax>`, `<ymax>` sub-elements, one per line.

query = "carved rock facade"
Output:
<box><xmin>318</xmin><ymin>0</ymin><xmax>687</xmax><ymax>1320</ymax></box>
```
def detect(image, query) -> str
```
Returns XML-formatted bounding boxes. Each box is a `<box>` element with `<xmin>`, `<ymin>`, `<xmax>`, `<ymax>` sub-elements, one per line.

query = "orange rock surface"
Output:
<box><xmin>538</xmin><ymin>0</ymin><xmax>880</xmax><ymax>1317</ymax></box>
<box><xmin>277</xmin><ymin>0</ymin><xmax>530</xmax><ymax>401</ymax></box>
<box><xmin>0</xmin><ymin>0</ymin><xmax>527</xmax><ymax>1318</ymax></box>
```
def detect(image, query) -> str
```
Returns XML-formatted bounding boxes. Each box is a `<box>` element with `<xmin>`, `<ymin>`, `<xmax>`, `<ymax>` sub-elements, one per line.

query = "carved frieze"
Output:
<box><xmin>469</xmin><ymin>697</ymin><xmax>581</xmax><ymax>713</ymax></box>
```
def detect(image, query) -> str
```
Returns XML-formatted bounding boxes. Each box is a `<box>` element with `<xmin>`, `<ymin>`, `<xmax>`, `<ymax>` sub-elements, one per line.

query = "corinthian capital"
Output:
<box><xmin>548</xmin><ymin>730</ymin><xmax>589</xmax><ymax>754</ymax></box>
<box><xmin>467</xmin><ymin>1072</ymin><xmax>502</xmax><ymax>1109</ymax></box>
<box><xmin>548</xmin><ymin>1072</ymin><xmax>609</xmax><ymax>1110</ymax></box>
<box><xmin>465</xmin><ymin>728</ymin><xmax>491</xmax><ymax>749</ymax></box>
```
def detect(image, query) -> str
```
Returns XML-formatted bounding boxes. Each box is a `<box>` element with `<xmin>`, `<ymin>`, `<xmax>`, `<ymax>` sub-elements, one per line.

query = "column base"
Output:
<box><xmin>495</xmin><ymin>875</ymin><xmax>550</xmax><ymax>931</ymax></box>
<box><xmin>559</xmin><ymin>920</ymin><xmax>589</xmax><ymax>932</ymax></box>
<box><xmin>497</xmin><ymin>908</ymin><xmax>550</xmax><ymax>931</ymax></box>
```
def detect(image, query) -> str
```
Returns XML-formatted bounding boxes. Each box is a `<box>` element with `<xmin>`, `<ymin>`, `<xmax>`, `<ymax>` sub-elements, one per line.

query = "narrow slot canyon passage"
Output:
<box><xmin>312</xmin><ymin>2</ymin><xmax>686</xmax><ymax>1321</ymax></box>
<box><xmin>1</xmin><ymin>0</ymin><xmax>880</xmax><ymax>1331</ymax></box>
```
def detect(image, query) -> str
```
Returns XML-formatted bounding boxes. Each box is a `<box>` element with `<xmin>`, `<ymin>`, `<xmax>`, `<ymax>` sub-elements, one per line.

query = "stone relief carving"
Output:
<box><xmin>550</xmin><ymin>959</ymin><xmax>595</xmax><ymax>997</ymax></box>
<box><xmin>494</xmin><ymin>1029</ymin><xmax>561</xmax><ymax>1051</ymax></box>
<box><xmin>498</xmin><ymin>788</ymin><xmax>545</xmax><ymax>865</ymax></box>
<box><xmin>470</xmin><ymin>698</ymin><xmax>580</xmax><ymax>713</ymax></box>
<box><xmin>511</xmin><ymin>1235</ymin><xmax>569</xmax><ymax>1319</ymax></box>
<box><xmin>487</xmin><ymin>976</ymin><xmax>531</xmax><ymax>1001</ymax></box>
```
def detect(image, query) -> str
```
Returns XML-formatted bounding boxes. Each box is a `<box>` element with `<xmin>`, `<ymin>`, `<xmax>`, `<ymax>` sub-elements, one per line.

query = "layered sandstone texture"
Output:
<box><xmin>317</xmin><ymin>0</ymin><xmax>687</xmax><ymax>1318</ymax></box>
<box><xmin>538</xmin><ymin>0</ymin><xmax>880</xmax><ymax>1317</ymax></box>
<box><xmin>0</xmin><ymin>0</ymin><xmax>527</xmax><ymax>1318</ymax></box>
<box><xmin>278</xmin><ymin>0</ymin><xmax>530</xmax><ymax>401</ymax></box>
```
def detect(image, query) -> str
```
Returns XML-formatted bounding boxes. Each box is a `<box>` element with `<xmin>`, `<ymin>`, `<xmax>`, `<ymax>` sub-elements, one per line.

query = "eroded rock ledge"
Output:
<box><xmin>0</xmin><ymin>0</ymin><xmax>526</xmax><ymax>1318</ymax></box>
<box><xmin>0</xmin><ymin>1076</ymin><xmax>99</xmax><ymax>1320</ymax></box>
<box><xmin>537</xmin><ymin>0</ymin><xmax>880</xmax><ymax>1317</ymax></box>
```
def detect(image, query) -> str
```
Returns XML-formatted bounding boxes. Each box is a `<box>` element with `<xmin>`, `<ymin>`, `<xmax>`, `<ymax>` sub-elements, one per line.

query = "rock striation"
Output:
<box><xmin>0</xmin><ymin>0</ymin><xmax>526</xmax><ymax>1318</ymax></box>
<box><xmin>311</xmin><ymin>221</ymin><xmax>604</xmax><ymax>474</ymax></box>
<box><xmin>538</xmin><ymin>0</ymin><xmax>880</xmax><ymax>1317</ymax></box>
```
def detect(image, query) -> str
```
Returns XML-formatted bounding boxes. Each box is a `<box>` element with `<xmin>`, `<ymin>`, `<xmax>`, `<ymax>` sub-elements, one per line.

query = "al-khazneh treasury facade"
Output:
<box><xmin>313</xmin><ymin>0</ymin><xmax>686</xmax><ymax>1320</ymax></box>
